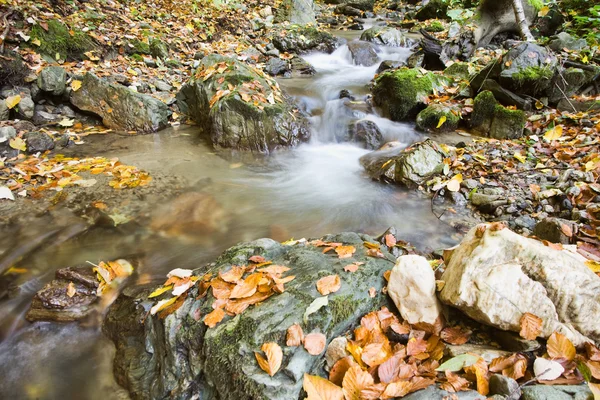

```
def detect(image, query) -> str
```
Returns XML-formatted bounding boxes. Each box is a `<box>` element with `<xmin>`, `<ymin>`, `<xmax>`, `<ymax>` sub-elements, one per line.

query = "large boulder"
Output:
<box><xmin>70</xmin><ymin>73</ymin><xmax>171</xmax><ymax>133</ymax></box>
<box><xmin>270</xmin><ymin>26</ymin><xmax>338</xmax><ymax>54</ymax></box>
<box><xmin>276</xmin><ymin>0</ymin><xmax>316</xmax><ymax>25</ymax></box>
<box><xmin>360</xmin><ymin>26</ymin><xmax>416</xmax><ymax>48</ymax></box>
<box><xmin>470</xmin><ymin>91</ymin><xmax>526</xmax><ymax>139</ymax></box>
<box><xmin>37</xmin><ymin>66</ymin><xmax>67</xmax><ymax>96</ymax></box>
<box><xmin>104</xmin><ymin>232</ymin><xmax>394</xmax><ymax>400</ymax></box>
<box><xmin>323</xmin><ymin>0</ymin><xmax>374</xmax><ymax>11</ymax></box>
<box><xmin>176</xmin><ymin>55</ymin><xmax>310</xmax><ymax>153</ymax></box>
<box><xmin>372</xmin><ymin>68</ymin><xmax>449</xmax><ymax>121</ymax></box>
<box><xmin>347</xmin><ymin>41</ymin><xmax>379</xmax><ymax>67</ymax></box>
<box><xmin>439</xmin><ymin>223</ymin><xmax>600</xmax><ymax>346</ymax></box>
<box><xmin>360</xmin><ymin>139</ymin><xmax>445</xmax><ymax>187</ymax></box>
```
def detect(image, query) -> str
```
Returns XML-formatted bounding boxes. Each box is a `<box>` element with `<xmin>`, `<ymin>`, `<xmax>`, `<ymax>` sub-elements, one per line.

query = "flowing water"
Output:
<box><xmin>0</xmin><ymin>28</ymin><xmax>461</xmax><ymax>399</ymax></box>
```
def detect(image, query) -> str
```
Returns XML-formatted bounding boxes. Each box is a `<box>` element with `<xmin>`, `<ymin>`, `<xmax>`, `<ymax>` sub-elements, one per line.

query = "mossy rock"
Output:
<box><xmin>470</xmin><ymin>90</ymin><xmax>497</xmax><ymax>134</ymax></box>
<box><xmin>176</xmin><ymin>54</ymin><xmax>310</xmax><ymax>153</ymax></box>
<box><xmin>415</xmin><ymin>0</ymin><xmax>449</xmax><ymax>21</ymax></box>
<box><xmin>416</xmin><ymin>103</ymin><xmax>461</xmax><ymax>133</ymax></box>
<box><xmin>104</xmin><ymin>233</ymin><xmax>395</xmax><ymax>400</ymax></box>
<box><xmin>360</xmin><ymin>26</ymin><xmax>416</xmax><ymax>47</ymax></box>
<box><xmin>150</xmin><ymin>39</ymin><xmax>169</xmax><ymax>59</ymax></box>
<box><xmin>270</xmin><ymin>25</ymin><xmax>338</xmax><ymax>54</ymax></box>
<box><xmin>424</xmin><ymin>20</ymin><xmax>445</xmax><ymax>33</ymax></box>
<box><xmin>30</xmin><ymin>20</ymin><xmax>96</xmax><ymax>61</ymax></box>
<box><xmin>125</xmin><ymin>38</ymin><xmax>151</xmax><ymax>55</ymax></box>
<box><xmin>489</xmin><ymin>105</ymin><xmax>526</xmax><ymax>140</ymax></box>
<box><xmin>498</xmin><ymin>42</ymin><xmax>558</xmax><ymax>96</ymax></box>
<box><xmin>444</xmin><ymin>62</ymin><xmax>471</xmax><ymax>80</ymax></box>
<box><xmin>372</xmin><ymin>67</ymin><xmax>450</xmax><ymax>121</ymax></box>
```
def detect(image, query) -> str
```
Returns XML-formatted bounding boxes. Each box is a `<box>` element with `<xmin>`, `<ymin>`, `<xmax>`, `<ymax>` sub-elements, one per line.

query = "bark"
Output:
<box><xmin>511</xmin><ymin>0</ymin><xmax>535</xmax><ymax>41</ymax></box>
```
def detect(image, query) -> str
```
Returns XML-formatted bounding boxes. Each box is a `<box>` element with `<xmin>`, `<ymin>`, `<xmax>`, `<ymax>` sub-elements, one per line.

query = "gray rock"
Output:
<box><xmin>150</xmin><ymin>39</ymin><xmax>169</xmax><ymax>59</ymax></box>
<box><xmin>499</xmin><ymin>42</ymin><xmax>558</xmax><ymax>97</ymax></box>
<box><xmin>270</xmin><ymin>26</ymin><xmax>338</xmax><ymax>54</ymax></box>
<box><xmin>404</xmin><ymin>385</ymin><xmax>485</xmax><ymax>399</ymax></box>
<box><xmin>104</xmin><ymin>232</ymin><xmax>395</xmax><ymax>400</ymax></box>
<box><xmin>16</xmin><ymin>96</ymin><xmax>35</xmax><ymax>120</ymax></box>
<box><xmin>0</xmin><ymin>126</ymin><xmax>16</xmax><ymax>142</ymax></box>
<box><xmin>153</xmin><ymin>80</ymin><xmax>172</xmax><ymax>92</ymax></box>
<box><xmin>346</xmin><ymin>120</ymin><xmax>383</xmax><ymax>149</ymax></box>
<box><xmin>71</xmin><ymin>73</ymin><xmax>171</xmax><ymax>133</ymax></box>
<box><xmin>492</xmin><ymin>330</ymin><xmax>541</xmax><ymax>352</ymax></box>
<box><xmin>521</xmin><ymin>385</ymin><xmax>593</xmax><ymax>400</ymax></box>
<box><xmin>361</xmin><ymin>25</ymin><xmax>415</xmax><ymax>47</ymax></box>
<box><xmin>416</xmin><ymin>103</ymin><xmax>461</xmax><ymax>133</ymax></box>
<box><xmin>264</xmin><ymin>58</ymin><xmax>289</xmax><ymax>76</ymax></box>
<box><xmin>415</xmin><ymin>0</ymin><xmax>448</xmax><ymax>20</ymax></box>
<box><xmin>0</xmin><ymin>99</ymin><xmax>9</xmax><ymax>120</ymax></box>
<box><xmin>23</xmin><ymin>131</ymin><xmax>54</xmax><ymax>153</ymax></box>
<box><xmin>335</xmin><ymin>4</ymin><xmax>362</xmax><ymax>16</ymax></box>
<box><xmin>549</xmin><ymin>32</ymin><xmax>588</xmax><ymax>52</ymax></box>
<box><xmin>276</xmin><ymin>0</ymin><xmax>316</xmax><ymax>25</ymax></box>
<box><xmin>534</xmin><ymin>217</ymin><xmax>576</xmax><ymax>244</ymax></box>
<box><xmin>289</xmin><ymin>57</ymin><xmax>316</xmax><ymax>77</ymax></box>
<box><xmin>143</xmin><ymin>57</ymin><xmax>157</xmax><ymax>68</ymax></box>
<box><xmin>515</xmin><ymin>215</ymin><xmax>536</xmax><ymax>230</ymax></box>
<box><xmin>376</xmin><ymin>59</ymin><xmax>406</xmax><ymax>74</ymax></box>
<box><xmin>176</xmin><ymin>54</ymin><xmax>310</xmax><ymax>153</ymax></box>
<box><xmin>33</xmin><ymin>107</ymin><xmax>61</xmax><ymax>125</ymax></box>
<box><xmin>37</xmin><ymin>66</ymin><xmax>67</xmax><ymax>96</ymax></box>
<box><xmin>347</xmin><ymin>41</ymin><xmax>379</xmax><ymax>67</ymax></box>
<box><xmin>557</xmin><ymin>98</ymin><xmax>600</xmax><ymax>113</ymax></box>
<box><xmin>489</xmin><ymin>374</ymin><xmax>520</xmax><ymax>400</ymax></box>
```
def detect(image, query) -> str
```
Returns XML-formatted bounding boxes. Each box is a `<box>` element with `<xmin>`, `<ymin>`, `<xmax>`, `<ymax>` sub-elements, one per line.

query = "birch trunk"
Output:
<box><xmin>511</xmin><ymin>0</ymin><xmax>535</xmax><ymax>41</ymax></box>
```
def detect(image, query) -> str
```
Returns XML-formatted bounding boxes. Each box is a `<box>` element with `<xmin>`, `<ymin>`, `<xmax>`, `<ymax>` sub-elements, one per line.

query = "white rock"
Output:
<box><xmin>534</xmin><ymin>358</ymin><xmax>564</xmax><ymax>381</ymax></box>
<box><xmin>324</xmin><ymin>336</ymin><xmax>349</xmax><ymax>371</ymax></box>
<box><xmin>439</xmin><ymin>223</ymin><xmax>600</xmax><ymax>346</ymax></box>
<box><xmin>387</xmin><ymin>255</ymin><xmax>443</xmax><ymax>327</ymax></box>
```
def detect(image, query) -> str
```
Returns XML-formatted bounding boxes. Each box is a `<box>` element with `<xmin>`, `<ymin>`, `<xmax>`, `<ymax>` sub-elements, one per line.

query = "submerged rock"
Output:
<box><xmin>346</xmin><ymin>119</ymin><xmax>383</xmax><ymax>149</ymax></box>
<box><xmin>176</xmin><ymin>54</ymin><xmax>310</xmax><ymax>153</ymax></box>
<box><xmin>360</xmin><ymin>26</ymin><xmax>415</xmax><ymax>48</ymax></box>
<box><xmin>439</xmin><ymin>223</ymin><xmax>600</xmax><ymax>346</ymax></box>
<box><xmin>70</xmin><ymin>73</ymin><xmax>171</xmax><ymax>133</ymax></box>
<box><xmin>347</xmin><ymin>40</ymin><xmax>379</xmax><ymax>67</ymax></box>
<box><xmin>104</xmin><ymin>232</ymin><xmax>394</xmax><ymax>399</ymax></box>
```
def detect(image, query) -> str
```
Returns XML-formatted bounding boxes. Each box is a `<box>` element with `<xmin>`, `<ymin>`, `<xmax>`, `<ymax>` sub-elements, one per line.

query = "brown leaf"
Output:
<box><xmin>335</xmin><ymin>245</ymin><xmax>356</xmax><ymax>259</ymax></box>
<box><xmin>344</xmin><ymin>263</ymin><xmax>359</xmax><ymax>273</ymax></box>
<box><xmin>225</xmin><ymin>291</ymin><xmax>272</xmax><ymax>315</ymax></box>
<box><xmin>342</xmin><ymin>366</ymin><xmax>374</xmax><ymax>400</ymax></box>
<box><xmin>503</xmin><ymin>357</ymin><xmax>528</xmax><ymax>380</ymax></box>
<box><xmin>304</xmin><ymin>332</ymin><xmax>327</xmax><ymax>355</ymax></box>
<box><xmin>66</xmin><ymin>282</ymin><xmax>76</xmax><ymax>298</ymax></box>
<box><xmin>519</xmin><ymin>313</ymin><xmax>543</xmax><ymax>340</ymax></box>
<box><xmin>547</xmin><ymin>332</ymin><xmax>576</xmax><ymax>361</ymax></box>
<box><xmin>587</xmin><ymin>360</ymin><xmax>600</xmax><ymax>380</ymax></box>
<box><xmin>204</xmin><ymin>307</ymin><xmax>225</xmax><ymax>328</ymax></box>
<box><xmin>408</xmin><ymin>376</ymin><xmax>435</xmax><ymax>393</ymax></box>
<box><xmin>330</xmin><ymin>356</ymin><xmax>358</xmax><ymax>387</ymax></box>
<box><xmin>257</xmin><ymin>265</ymin><xmax>290</xmax><ymax>275</ymax></box>
<box><xmin>361</xmin><ymin>341</ymin><xmax>393</xmax><ymax>367</ymax></box>
<box><xmin>316</xmin><ymin>275</ymin><xmax>341</xmax><ymax>296</ymax></box>
<box><xmin>303</xmin><ymin>373</ymin><xmax>344</xmax><ymax>400</ymax></box>
<box><xmin>384</xmin><ymin>234</ymin><xmax>396</xmax><ymax>247</ymax></box>
<box><xmin>229</xmin><ymin>273</ymin><xmax>263</xmax><ymax>299</ymax></box>
<box><xmin>440</xmin><ymin>326</ymin><xmax>471</xmax><ymax>345</ymax></box>
<box><xmin>219</xmin><ymin>266</ymin><xmax>245</xmax><ymax>283</ymax></box>
<box><xmin>585</xmin><ymin>343</ymin><xmax>600</xmax><ymax>361</ymax></box>
<box><xmin>249</xmin><ymin>255</ymin><xmax>266</xmax><ymax>263</ymax></box>
<box><xmin>378</xmin><ymin>352</ymin><xmax>405</xmax><ymax>384</ymax></box>
<box><xmin>255</xmin><ymin>342</ymin><xmax>283</xmax><ymax>377</ymax></box>
<box><xmin>382</xmin><ymin>381</ymin><xmax>412</xmax><ymax>399</ymax></box>
<box><xmin>286</xmin><ymin>324</ymin><xmax>304</xmax><ymax>347</ymax></box>
<box><xmin>211</xmin><ymin>278</ymin><xmax>235</xmax><ymax>299</ymax></box>
<box><xmin>407</xmin><ymin>337</ymin><xmax>428</xmax><ymax>356</ymax></box>
<box><xmin>441</xmin><ymin>370</ymin><xmax>470</xmax><ymax>392</ymax></box>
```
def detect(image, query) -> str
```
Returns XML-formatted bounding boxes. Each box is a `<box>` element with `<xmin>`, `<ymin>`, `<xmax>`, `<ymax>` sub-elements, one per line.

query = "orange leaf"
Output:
<box><xmin>335</xmin><ymin>245</ymin><xmax>356</xmax><ymax>259</ymax></box>
<box><xmin>368</xmin><ymin>287</ymin><xmax>377</xmax><ymax>298</ymax></box>
<box><xmin>464</xmin><ymin>358</ymin><xmax>489</xmax><ymax>396</ymax></box>
<box><xmin>344</xmin><ymin>263</ymin><xmax>359</xmax><ymax>273</ymax></box>
<box><xmin>316</xmin><ymin>275</ymin><xmax>341</xmax><ymax>296</ymax></box>
<box><xmin>440</xmin><ymin>370</ymin><xmax>470</xmax><ymax>392</ymax></box>
<box><xmin>257</xmin><ymin>265</ymin><xmax>290</xmax><ymax>275</ymax></box>
<box><xmin>211</xmin><ymin>278</ymin><xmax>235</xmax><ymax>299</ymax></box>
<box><xmin>303</xmin><ymin>373</ymin><xmax>344</xmax><ymax>400</ymax></box>
<box><xmin>384</xmin><ymin>234</ymin><xmax>396</xmax><ymax>247</ymax></box>
<box><xmin>407</xmin><ymin>337</ymin><xmax>427</xmax><ymax>356</ymax></box>
<box><xmin>378</xmin><ymin>352</ymin><xmax>405</xmax><ymax>384</ymax></box>
<box><xmin>255</xmin><ymin>342</ymin><xmax>282</xmax><ymax>376</ymax></box>
<box><xmin>249</xmin><ymin>255</ymin><xmax>266</xmax><ymax>263</ymax></box>
<box><xmin>361</xmin><ymin>341</ymin><xmax>392</xmax><ymax>367</ymax></box>
<box><xmin>330</xmin><ymin>356</ymin><xmax>358</xmax><ymax>387</ymax></box>
<box><xmin>286</xmin><ymin>323</ymin><xmax>304</xmax><ymax>347</ymax></box>
<box><xmin>382</xmin><ymin>380</ymin><xmax>412</xmax><ymax>399</ymax></box>
<box><xmin>440</xmin><ymin>326</ymin><xmax>471</xmax><ymax>345</ymax></box>
<box><xmin>519</xmin><ymin>313</ymin><xmax>543</xmax><ymax>340</ymax></box>
<box><xmin>547</xmin><ymin>332</ymin><xmax>576</xmax><ymax>361</ymax></box>
<box><xmin>225</xmin><ymin>290</ymin><xmax>272</xmax><ymax>315</ymax></box>
<box><xmin>304</xmin><ymin>332</ymin><xmax>326</xmax><ymax>355</ymax></box>
<box><xmin>219</xmin><ymin>266</ymin><xmax>245</xmax><ymax>283</ymax></box>
<box><xmin>342</xmin><ymin>366</ymin><xmax>374</xmax><ymax>400</ymax></box>
<box><xmin>204</xmin><ymin>307</ymin><xmax>225</xmax><ymax>328</ymax></box>
<box><xmin>229</xmin><ymin>273</ymin><xmax>263</xmax><ymax>299</ymax></box>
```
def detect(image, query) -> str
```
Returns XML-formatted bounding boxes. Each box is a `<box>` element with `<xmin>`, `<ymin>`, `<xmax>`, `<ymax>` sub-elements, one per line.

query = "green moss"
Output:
<box><xmin>493</xmin><ymin>105</ymin><xmax>525</xmax><ymax>125</ymax></box>
<box><xmin>131</xmin><ymin>53</ymin><xmax>144</xmax><ymax>62</ymax></box>
<box><xmin>30</xmin><ymin>20</ymin><xmax>95</xmax><ymax>60</ymax></box>
<box><xmin>444</xmin><ymin>62</ymin><xmax>470</xmax><ymax>80</ymax></box>
<box><xmin>470</xmin><ymin>90</ymin><xmax>497</xmax><ymax>132</ymax></box>
<box><xmin>527</xmin><ymin>0</ymin><xmax>544</xmax><ymax>10</ymax></box>
<box><xmin>416</xmin><ymin>104</ymin><xmax>461</xmax><ymax>132</ymax></box>
<box><xmin>511</xmin><ymin>66</ymin><xmax>554</xmax><ymax>89</ymax></box>
<box><xmin>165</xmin><ymin>59</ymin><xmax>182</xmax><ymax>68</ymax></box>
<box><xmin>489</xmin><ymin>105</ymin><xmax>526</xmax><ymax>140</ymax></box>
<box><xmin>329</xmin><ymin>295</ymin><xmax>360</xmax><ymax>327</ymax></box>
<box><xmin>425</xmin><ymin>20</ymin><xmax>445</xmax><ymax>33</ymax></box>
<box><xmin>128</xmin><ymin>38</ymin><xmax>151</xmax><ymax>55</ymax></box>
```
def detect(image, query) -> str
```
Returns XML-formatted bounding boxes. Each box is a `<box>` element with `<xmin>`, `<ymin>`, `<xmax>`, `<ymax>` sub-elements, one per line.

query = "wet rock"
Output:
<box><xmin>403</xmin><ymin>385</ymin><xmax>485</xmax><ymax>399</ymax></box>
<box><xmin>521</xmin><ymin>385</ymin><xmax>593</xmax><ymax>400</ymax></box>
<box><xmin>440</xmin><ymin>223</ymin><xmax>600</xmax><ymax>346</ymax></box>
<box><xmin>0</xmin><ymin>100</ymin><xmax>8</xmax><ymax>120</ymax></box>
<box><xmin>548</xmin><ymin>32</ymin><xmax>587</xmax><ymax>52</ymax></box>
<box><xmin>177</xmin><ymin>54</ymin><xmax>310</xmax><ymax>153</ymax></box>
<box><xmin>0</xmin><ymin>126</ymin><xmax>17</xmax><ymax>142</ymax></box>
<box><xmin>372</xmin><ymin>68</ymin><xmax>449</xmax><ymax>121</ymax></box>
<box><xmin>32</xmin><ymin>106</ymin><xmax>61</xmax><ymax>125</ymax></box>
<box><xmin>376</xmin><ymin>59</ymin><xmax>406</xmax><ymax>74</ymax></box>
<box><xmin>347</xmin><ymin>41</ymin><xmax>379</xmax><ymax>67</ymax></box>
<box><xmin>325</xmin><ymin>336</ymin><xmax>349</xmax><ymax>370</ymax></box>
<box><xmin>415</xmin><ymin>0</ymin><xmax>448</xmax><ymax>20</ymax></box>
<box><xmin>416</xmin><ymin>103</ymin><xmax>461</xmax><ymax>133</ymax></box>
<box><xmin>37</xmin><ymin>66</ymin><xmax>67</xmax><ymax>96</ymax></box>
<box><xmin>71</xmin><ymin>73</ymin><xmax>171</xmax><ymax>133</ymax></box>
<box><xmin>346</xmin><ymin>120</ymin><xmax>383</xmax><ymax>149</ymax></box>
<box><xmin>446</xmin><ymin>344</ymin><xmax>512</xmax><ymax>364</ymax></box>
<box><xmin>492</xmin><ymin>330</ymin><xmax>541</xmax><ymax>352</ymax></box>
<box><xmin>388</xmin><ymin>255</ymin><xmax>443</xmax><ymax>329</ymax></box>
<box><xmin>557</xmin><ymin>98</ymin><xmax>600</xmax><ymax>113</ymax></box>
<box><xmin>270</xmin><ymin>26</ymin><xmax>338</xmax><ymax>54</ymax></box>
<box><xmin>289</xmin><ymin>57</ymin><xmax>316</xmax><ymax>76</ymax></box>
<box><xmin>470</xmin><ymin>90</ymin><xmax>526</xmax><ymax>139</ymax></box>
<box><xmin>23</xmin><ymin>131</ymin><xmax>55</xmax><ymax>153</ymax></box>
<box><xmin>104</xmin><ymin>232</ymin><xmax>394</xmax><ymax>400</ymax></box>
<box><xmin>276</xmin><ymin>0</ymin><xmax>316</xmax><ymax>25</ymax></box>
<box><xmin>264</xmin><ymin>57</ymin><xmax>289</xmax><ymax>76</ymax></box>
<box><xmin>339</xmin><ymin>89</ymin><xmax>354</xmax><ymax>100</ymax></box>
<box><xmin>360</xmin><ymin>139</ymin><xmax>445</xmax><ymax>187</ymax></box>
<box><xmin>149</xmin><ymin>39</ymin><xmax>169</xmax><ymax>59</ymax></box>
<box><xmin>360</xmin><ymin>26</ymin><xmax>415</xmax><ymax>47</ymax></box>
<box><xmin>489</xmin><ymin>374</ymin><xmax>520</xmax><ymax>400</ymax></box>
<box><xmin>324</xmin><ymin>0</ymin><xmax>374</xmax><ymax>11</ymax></box>
<box><xmin>27</xmin><ymin>267</ymin><xmax>99</xmax><ymax>322</ymax></box>
<box><xmin>533</xmin><ymin>217</ymin><xmax>576</xmax><ymax>244</ymax></box>
<box><xmin>335</xmin><ymin>4</ymin><xmax>362</xmax><ymax>16</ymax></box>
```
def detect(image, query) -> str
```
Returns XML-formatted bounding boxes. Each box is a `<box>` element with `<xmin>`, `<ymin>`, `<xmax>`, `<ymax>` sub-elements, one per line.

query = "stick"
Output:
<box><xmin>0</xmin><ymin>9</ymin><xmax>13</xmax><ymax>54</ymax></box>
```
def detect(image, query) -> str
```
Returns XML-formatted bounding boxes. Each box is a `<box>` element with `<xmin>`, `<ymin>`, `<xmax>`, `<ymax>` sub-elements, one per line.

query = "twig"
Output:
<box><xmin>0</xmin><ymin>9</ymin><xmax>13</xmax><ymax>54</ymax></box>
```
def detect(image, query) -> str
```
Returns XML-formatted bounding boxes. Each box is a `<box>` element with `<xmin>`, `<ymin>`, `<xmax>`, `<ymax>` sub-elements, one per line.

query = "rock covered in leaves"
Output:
<box><xmin>360</xmin><ymin>139</ymin><xmax>445</xmax><ymax>188</ymax></box>
<box><xmin>372</xmin><ymin>68</ymin><xmax>449</xmax><ymax>121</ymax></box>
<box><xmin>439</xmin><ymin>223</ymin><xmax>600</xmax><ymax>346</ymax></box>
<box><xmin>176</xmin><ymin>54</ymin><xmax>310</xmax><ymax>153</ymax></box>
<box><xmin>360</xmin><ymin>26</ymin><xmax>415</xmax><ymax>48</ymax></box>
<box><xmin>70</xmin><ymin>73</ymin><xmax>171</xmax><ymax>133</ymax></box>
<box><xmin>416</xmin><ymin>103</ymin><xmax>461</xmax><ymax>133</ymax></box>
<box><xmin>104</xmin><ymin>233</ymin><xmax>394</xmax><ymax>400</ymax></box>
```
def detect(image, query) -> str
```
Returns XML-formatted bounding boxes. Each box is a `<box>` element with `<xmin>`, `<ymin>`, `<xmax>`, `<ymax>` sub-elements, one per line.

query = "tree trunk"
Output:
<box><xmin>511</xmin><ymin>0</ymin><xmax>535</xmax><ymax>41</ymax></box>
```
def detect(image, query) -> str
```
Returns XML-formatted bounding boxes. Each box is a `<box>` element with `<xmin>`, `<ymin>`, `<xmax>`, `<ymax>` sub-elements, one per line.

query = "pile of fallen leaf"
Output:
<box><xmin>91</xmin><ymin>259</ymin><xmax>134</xmax><ymax>296</ymax></box>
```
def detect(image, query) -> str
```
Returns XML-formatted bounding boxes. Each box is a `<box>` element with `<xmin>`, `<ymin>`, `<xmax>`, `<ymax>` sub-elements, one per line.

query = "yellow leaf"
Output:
<box><xmin>547</xmin><ymin>332</ymin><xmax>576</xmax><ymax>361</ymax></box>
<box><xmin>514</xmin><ymin>152</ymin><xmax>527</xmax><ymax>163</ymax></box>
<box><xmin>127</xmin><ymin>68</ymin><xmax>138</xmax><ymax>76</ymax></box>
<box><xmin>538</xmin><ymin>6</ymin><xmax>550</xmax><ymax>17</ymax></box>
<box><xmin>71</xmin><ymin>80</ymin><xmax>82</xmax><ymax>91</ymax></box>
<box><xmin>5</xmin><ymin>95</ymin><xmax>21</xmax><ymax>109</ymax></box>
<box><xmin>544</xmin><ymin>125</ymin><xmax>563</xmax><ymax>141</ymax></box>
<box><xmin>148</xmin><ymin>284</ymin><xmax>174</xmax><ymax>298</ymax></box>
<box><xmin>9</xmin><ymin>137</ymin><xmax>26</xmax><ymax>151</ymax></box>
<box><xmin>589</xmin><ymin>382</ymin><xmax>600</xmax><ymax>400</ymax></box>
<box><xmin>150</xmin><ymin>297</ymin><xmax>178</xmax><ymax>315</ymax></box>
<box><xmin>586</xmin><ymin>260</ymin><xmax>600</xmax><ymax>273</ymax></box>
<box><xmin>303</xmin><ymin>374</ymin><xmax>344</xmax><ymax>400</ymax></box>
<box><xmin>255</xmin><ymin>342</ymin><xmax>283</xmax><ymax>376</ymax></box>
<box><xmin>586</xmin><ymin>159</ymin><xmax>600</xmax><ymax>172</ymax></box>
<box><xmin>582</xmin><ymin>54</ymin><xmax>589</xmax><ymax>64</ymax></box>
<box><xmin>446</xmin><ymin>174</ymin><xmax>463</xmax><ymax>192</ymax></box>
<box><xmin>436</xmin><ymin>115</ymin><xmax>447</xmax><ymax>129</ymax></box>
<box><xmin>32</xmin><ymin>38</ymin><xmax>41</xmax><ymax>46</ymax></box>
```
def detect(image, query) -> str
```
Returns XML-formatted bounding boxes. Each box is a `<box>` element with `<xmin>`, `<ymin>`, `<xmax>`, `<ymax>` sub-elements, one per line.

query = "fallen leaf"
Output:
<box><xmin>436</xmin><ymin>115</ymin><xmax>447</xmax><ymax>129</ymax></box>
<box><xmin>219</xmin><ymin>266</ymin><xmax>245</xmax><ymax>283</ymax></box>
<box><xmin>362</xmin><ymin>341</ymin><xmax>392</xmax><ymax>367</ymax></box>
<box><xmin>519</xmin><ymin>312</ymin><xmax>542</xmax><ymax>340</ymax></box>
<box><xmin>440</xmin><ymin>326</ymin><xmax>471</xmax><ymax>345</ymax></box>
<box><xmin>335</xmin><ymin>245</ymin><xmax>356</xmax><ymax>259</ymax></box>
<box><xmin>378</xmin><ymin>352</ymin><xmax>405</xmax><ymax>384</ymax></box>
<box><xmin>368</xmin><ymin>287</ymin><xmax>377</xmax><ymax>298</ymax></box>
<box><xmin>0</xmin><ymin>186</ymin><xmax>15</xmax><ymax>201</ymax></box>
<box><xmin>343</xmin><ymin>366</ymin><xmax>374</xmax><ymax>400</ymax></box>
<box><xmin>304</xmin><ymin>332</ymin><xmax>326</xmax><ymax>355</ymax></box>
<box><xmin>255</xmin><ymin>342</ymin><xmax>283</xmax><ymax>376</ymax></box>
<box><xmin>204</xmin><ymin>307</ymin><xmax>225</xmax><ymax>328</ymax></box>
<box><xmin>382</xmin><ymin>381</ymin><xmax>413</xmax><ymax>399</ymax></box>
<box><xmin>148</xmin><ymin>284</ymin><xmax>173</xmax><ymax>298</ymax></box>
<box><xmin>316</xmin><ymin>275</ymin><xmax>341</xmax><ymax>295</ymax></box>
<box><xmin>436</xmin><ymin>353</ymin><xmax>480</xmax><ymax>372</ymax></box>
<box><xmin>66</xmin><ymin>282</ymin><xmax>76</xmax><ymax>298</ymax></box>
<box><xmin>9</xmin><ymin>137</ymin><xmax>26</xmax><ymax>151</ymax></box>
<box><xmin>304</xmin><ymin>296</ymin><xmax>328</xmax><ymax>323</ymax></box>
<box><xmin>249</xmin><ymin>255</ymin><xmax>266</xmax><ymax>263</ymax></box>
<box><xmin>150</xmin><ymin>297</ymin><xmax>178</xmax><ymax>315</ymax></box>
<box><xmin>440</xmin><ymin>370</ymin><xmax>470</xmax><ymax>392</ymax></box>
<box><xmin>303</xmin><ymin>373</ymin><xmax>344</xmax><ymax>400</ymax></box>
<box><xmin>286</xmin><ymin>323</ymin><xmax>304</xmax><ymax>347</ymax></box>
<box><xmin>344</xmin><ymin>264</ymin><xmax>359</xmax><ymax>273</ymax></box>
<box><xmin>230</xmin><ymin>273</ymin><xmax>262</xmax><ymax>299</ymax></box>
<box><xmin>547</xmin><ymin>332</ymin><xmax>576</xmax><ymax>361</ymax></box>
<box><xmin>534</xmin><ymin>357</ymin><xmax>565</xmax><ymax>381</ymax></box>
<box><xmin>514</xmin><ymin>152</ymin><xmax>527</xmax><ymax>163</ymax></box>
<box><xmin>446</xmin><ymin>174</ymin><xmax>463</xmax><ymax>192</ymax></box>
<box><xmin>168</xmin><ymin>268</ymin><xmax>193</xmax><ymax>278</ymax></box>
<box><xmin>544</xmin><ymin>125</ymin><xmax>563</xmax><ymax>141</ymax></box>
<box><xmin>71</xmin><ymin>80</ymin><xmax>82</xmax><ymax>91</ymax></box>
<box><xmin>5</xmin><ymin>95</ymin><xmax>21</xmax><ymax>109</ymax></box>
<box><xmin>589</xmin><ymin>382</ymin><xmax>600</xmax><ymax>400</ymax></box>
<box><xmin>384</xmin><ymin>234</ymin><xmax>396</xmax><ymax>247</ymax></box>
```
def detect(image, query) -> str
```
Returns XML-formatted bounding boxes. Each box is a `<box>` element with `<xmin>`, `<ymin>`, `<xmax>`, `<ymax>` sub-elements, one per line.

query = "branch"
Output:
<box><xmin>511</xmin><ymin>0</ymin><xmax>535</xmax><ymax>42</ymax></box>
<box><xmin>0</xmin><ymin>8</ymin><xmax>14</xmax><ymax>54</ymax></box>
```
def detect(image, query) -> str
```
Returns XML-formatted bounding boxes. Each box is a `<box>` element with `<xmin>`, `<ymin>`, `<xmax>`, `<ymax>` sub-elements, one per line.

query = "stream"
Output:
<box><xmin>0</xmin><ymin>26</ymin><xmax>461</xmax><ymax>399</ymax></box>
